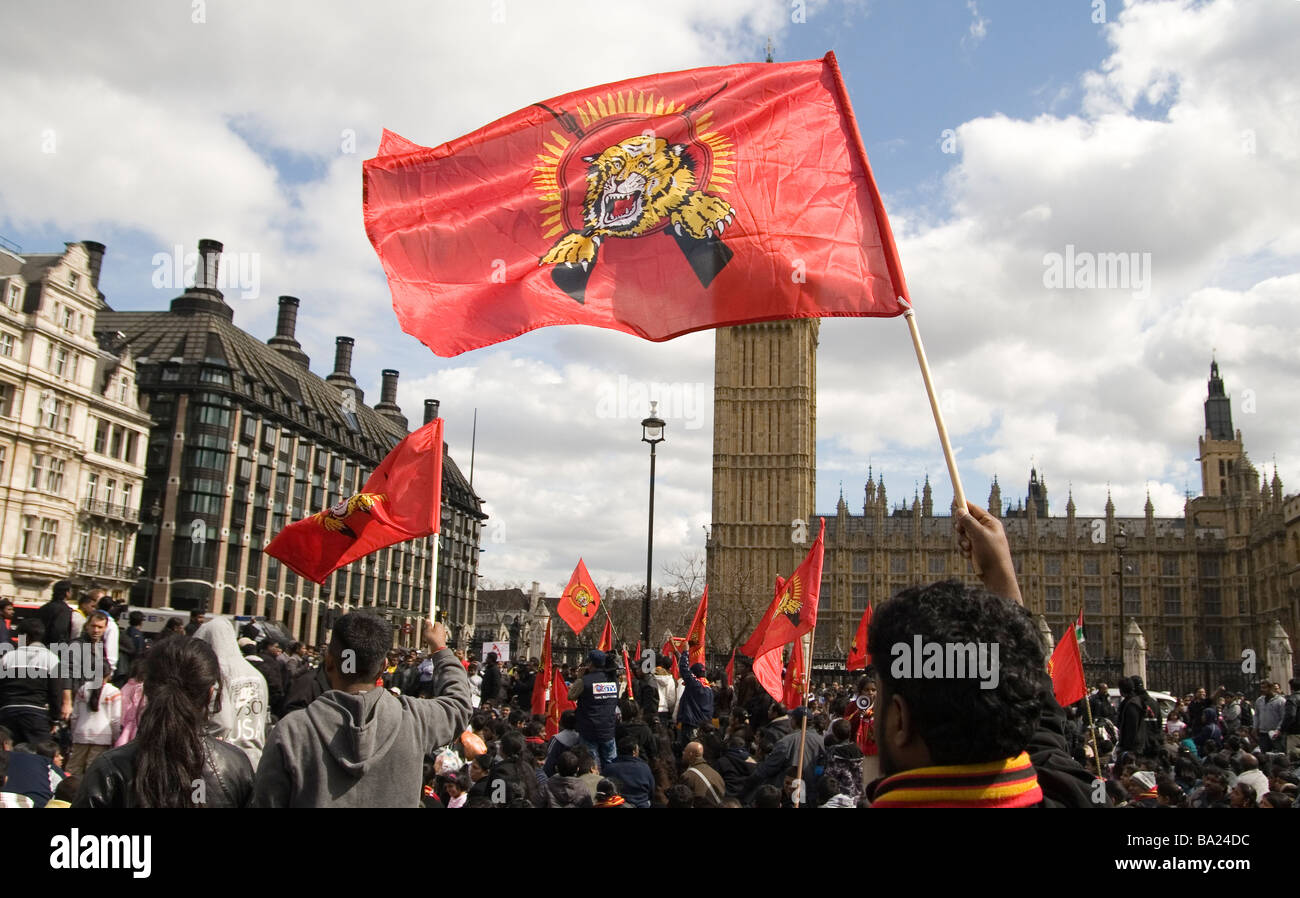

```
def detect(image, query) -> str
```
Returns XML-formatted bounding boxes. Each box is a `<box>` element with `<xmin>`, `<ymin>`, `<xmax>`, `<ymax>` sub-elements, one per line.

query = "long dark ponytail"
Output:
<box><xmin>132</xmin><ymin>636</ymin><xmax>221</xmax><ymax>808</ymax></box>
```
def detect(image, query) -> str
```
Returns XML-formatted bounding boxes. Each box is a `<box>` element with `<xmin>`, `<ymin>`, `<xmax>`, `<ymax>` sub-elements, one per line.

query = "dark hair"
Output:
<box><xmin>133</xmin><ymin>636</ymin><xmax>222</xmax><ymax>808</ymax></box>
<box><xmin>559</xmin><ymin>709</ymin><xmax>577</xmax><ymax>731</ymax></box>
<box><xmin>0</xmin><ymin>599</ymin><xmax>11</xmax><ymax>613</ymax></box>
<box><xmin>666</xmin><ymin>783</ymin><xmax>694</xmax><ymax>808</ymax></box>
<box><xmin>556</xmin><ymin>751</ymin><xmax>579</xmax><ymax>778</ymax></box>
<box><xmin>1263</xmin><ymin>791</ymin><xmax>1294</xmax><ymax>809</ymax></box>
<box><xmin>500</xmin><ymin>729</ymin><xmax>526</xmax><ymax>759</ymax></box>
<box><xmin>868</xmin><ymin>579</ymin><xmax>1048</xmax><ymax>766</ymax></box>
<box><xmin>17</xmin><ymin>618</ymin><xmax>45</xmax><ymax>643</ymax></box>
<box><xmin>96</xmin><ymin>596</ymin><xmax>115</xmax><ymax>612</ymax></box>
<box><xmin>752</xmin><ymin>784</ymin><xmax>782</xmax><ymax>808</ymax></box>
<box><xmin>52</xmin><ymin>580</ymin><xmax>73</xmax><ymax>602</ymax></box>
<box><xmin>328</xmin><ymin>613</ymin><xmax>392</xmax><ymax>682</ymax></box>
<box><xmin>615</xmin><ymin>735</ymin><xmax>637</xmax><ymax>758</ymax></box>
<box><xmin>829</xmin><ymin>718</ymin><xmax>852</xmax><ymax>744</ymax></box>
<box><xmin>28</xmin><ymin>739</ymin><xmax>59</xmax><ymax>761</ymax></box>
<box><xmin>54</xmin><ymin>775</ymin><xmax>81</xmax><ymax>803</ymax></box>
<box><xmin>129</xmin><ymin>611</ymin><xmax>144</xmax><ymax>626</ymax></box>
<box><xmin>486</xmin><ymin>652</ymin><xmax>498</xmax><ymax>664</ymax></box>
<box><xmin>0</xmin><ymin>725</ymin><xmax>12</xmax><ymax>748</ymax></box>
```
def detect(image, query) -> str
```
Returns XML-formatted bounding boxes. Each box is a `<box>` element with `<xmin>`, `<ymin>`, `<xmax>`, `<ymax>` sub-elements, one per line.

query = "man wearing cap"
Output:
<box><xmin>1126</xmin><ymin>770</ymin><xmax>1159</xmax><ymax>807</ymax></box>
<box><xmin>675</xmin><ymin>650</ymin><xmax>714</xmax><ymax>749</ymax></box>
<box><xmin>568</xmin><ymin>650</ymin><xmax>620</xmax><ymax>770</ymax></box>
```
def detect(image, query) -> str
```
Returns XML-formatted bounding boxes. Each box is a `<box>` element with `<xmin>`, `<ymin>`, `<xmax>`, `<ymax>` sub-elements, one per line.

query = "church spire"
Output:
<box><xmin>988</xmin><ymin>475</ymin><xmax>1001</xmax><ymax>518</ymax></box>
<box><xmin>922</xmin><ymin>473</ymin><xmax>933</xmax><ymax>517</ymax></box>
<box><xmin>1204</xmin><ymin>357</ymin><xmax>1233</xmax><ymax>440</ymax></box>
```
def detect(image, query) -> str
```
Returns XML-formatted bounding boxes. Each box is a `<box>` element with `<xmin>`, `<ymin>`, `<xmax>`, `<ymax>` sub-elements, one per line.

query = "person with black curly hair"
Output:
<box><xmin>863</xmin><ymin>501</ymin><xmax>1101</xmax><ymax>808</ymax></box>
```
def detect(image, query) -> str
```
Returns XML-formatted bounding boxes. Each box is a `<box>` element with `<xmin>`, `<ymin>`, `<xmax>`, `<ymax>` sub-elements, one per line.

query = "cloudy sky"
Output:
<box><xmin>2</xmin><ymin>0</ymin><xmax>1296</xmax><ymax>596</ymax></box>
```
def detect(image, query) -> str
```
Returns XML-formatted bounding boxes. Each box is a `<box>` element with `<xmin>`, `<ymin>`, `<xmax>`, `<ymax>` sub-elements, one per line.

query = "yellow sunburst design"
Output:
<box><xmin>533</xmin><ymin>89</ymin><xmax>736</xmax><ymax>238</ymax></box>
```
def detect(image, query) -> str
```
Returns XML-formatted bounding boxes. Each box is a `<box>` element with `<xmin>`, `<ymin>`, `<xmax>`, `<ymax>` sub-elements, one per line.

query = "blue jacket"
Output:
<box><xmin>676</xmin><ymin>652</ymin><xmax>714</xmax><ymax>727</ymax></box>
<box><xmin>602</xmin><ymin>756</ymin><xmax>655</xmax><ymax>808</ymax></box>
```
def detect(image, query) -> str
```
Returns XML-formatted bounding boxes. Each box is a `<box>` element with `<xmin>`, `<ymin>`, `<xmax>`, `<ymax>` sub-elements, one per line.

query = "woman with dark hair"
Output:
<box><xmin>72</xmin><ymin>636</ymin><xmax>254</xmax><ymax>808</ymax></box>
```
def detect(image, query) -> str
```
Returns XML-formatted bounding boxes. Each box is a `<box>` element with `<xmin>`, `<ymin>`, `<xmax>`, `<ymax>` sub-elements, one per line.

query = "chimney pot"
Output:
<box><xmin>424</xmin><ymin>399</ymin><xmax>440</xmax><ymax>424</ymax></box>
<box><xmin>380</xmin><ymin>369</ymin><xmax>399</xmax><ymax>405</ymax></box>
<box><xmin>275</xmin><ymin>295</ymin><xmax>299</xmax><ymax>339</ymax></box>
<box><xmin>82</xmin><ymin>241</ymin><xmax>106</xmax><ymax>289</ymax></box>
<box><xmin>332</xmin><ymin>336</ymin><xmax>355</xmax><ymax>378</ymax></box>
<box><xmin>196</xmin><ymin>239</ymin><xmax>223</xmax><ymax>290</ymax></box>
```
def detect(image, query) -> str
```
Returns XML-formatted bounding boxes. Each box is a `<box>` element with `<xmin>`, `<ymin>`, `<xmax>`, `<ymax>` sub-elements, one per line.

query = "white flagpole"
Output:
<box><xmin>429</xmin><ymin>531</ymin><xmax>441</xmax><ymax>623</ymax></box>
<box><xmin>898</xmin><ymin>298</ymin><xmax>968</xmax><ymax>513</ymax></box>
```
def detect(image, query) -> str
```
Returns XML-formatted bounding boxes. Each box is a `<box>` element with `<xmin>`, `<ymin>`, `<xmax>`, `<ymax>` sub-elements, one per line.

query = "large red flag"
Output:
<box><xmin>686</xmin><ymin>587</ymin><xmax>708</xmax><ymax>666</ymax></box>
<box><xmin>1048</xmin><ymin>610</ymin><xmax>1088</xmax><ymax>708</ymax></box>
<box><xmin>266</xmin><ymin>419</ymin><xmax>443</xmax><ymax>583</ymax></box>
<box><xmin>783</xmin><ymin>638</ymin><xmax>807</xmax><ymax>710</ymax></box>
<box><xmin>596</xmin><ymin>616</ymin><xmax>613</xmax><ymax>652</ymax></box>
<box><xmin>741</xmin><ymin>519</ymin><xmax>826</xmax><ymax>659</ymax></box>
<box><xmin>545</xmin><ymin>668</ymin><xmax>575</xmax><ymax>739</ymax></box>
<box><xmin>847</xmin><ymin>604</ymin><xmax>872</xmax><ymax>672</ymax></box>
<box><xmin>531</xmin><ymin>619</ymin><xmax>552</xmax><ymax>716</ymax></box>
<box><xmin>363</xmin><ymin>53</ymin><xmax>908</xmax><ymax>358</ymax></box>
<box><xmin>557</xmin><ymin>559</ymin><xmax>601</xmax><ymax>635</ymax></box>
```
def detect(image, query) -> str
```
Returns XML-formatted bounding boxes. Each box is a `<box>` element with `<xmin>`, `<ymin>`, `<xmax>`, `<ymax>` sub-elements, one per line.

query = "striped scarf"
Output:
<box><xmin>868</xmin><ymin>752</ymin><xmax>1043</xmax><ymax>807</ymax></box>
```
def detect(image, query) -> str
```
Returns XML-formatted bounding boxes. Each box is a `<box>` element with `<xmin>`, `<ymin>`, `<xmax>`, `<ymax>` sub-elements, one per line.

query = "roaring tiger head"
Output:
<box><xmin>580</xmin><ymin>135</ymin><xmax>696</xmax><ymax>236</ymax></box>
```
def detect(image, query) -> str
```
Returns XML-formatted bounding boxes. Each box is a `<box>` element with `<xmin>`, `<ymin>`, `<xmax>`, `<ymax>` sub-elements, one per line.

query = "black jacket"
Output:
<box><xmin>72</xmin><ymin>737</ymin><xmax>254</xmax><ymax>808</ymax></box>
<box><xmin>1028</xmin><ymin>688</ymin><xmax>1110</xmax><ymax>807</ymax></box>
<box><xmin>574</xmin><ymin>669</ymin><xmax>619</xmax><ymax>742</ymax></box>
<box><xmin>283</xmin><ymin>666</ymin><xmax>329</xmax><ymax>715</ymax></box>
<box><xmin>1118</xmin><ymin>696</ymin><xmax>1147</xmax><ymax>754</ymax></box>
<box><xmin>714</xmin><ymin>747</ymin><xmax>757</xmax><ymax>797</ymax></box>
<box><xmin>545</xmin><ymin>775</ymin><xmax>594</xmax><ymax>808</ymax></box>
<box><xmin>1088</xmin><ymin>690</ymin><xmax>1114</xmax><ymax>722</ymax></box>
<box><xmin>479</xmin><ymin>662</ymin><xmax>502</xmax><ymax>705</ymax></box>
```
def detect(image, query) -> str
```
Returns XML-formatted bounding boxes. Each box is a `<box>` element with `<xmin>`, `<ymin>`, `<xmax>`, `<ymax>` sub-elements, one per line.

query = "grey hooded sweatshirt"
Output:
<box><xmin>252</xmin><ymin>647</ymin><xmax>471</xmax><ymax>808</ymax></box>
<box><xmin>195</xmin><ymin>619</ymin><xmax>269</xmax><ymax>769</ymax></box>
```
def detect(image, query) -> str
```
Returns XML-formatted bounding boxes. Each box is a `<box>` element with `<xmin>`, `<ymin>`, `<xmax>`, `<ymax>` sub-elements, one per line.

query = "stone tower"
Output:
<box><xmin>707</xmin><ymin>320</ymin><xmax>819</xmax><ymax>640</ymax></box>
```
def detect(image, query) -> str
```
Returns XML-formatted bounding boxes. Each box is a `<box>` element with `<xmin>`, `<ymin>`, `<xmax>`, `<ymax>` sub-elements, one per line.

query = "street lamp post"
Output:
<box><xmin>640</xmin><ymin>401</ymin><xmax>666</xmax><ymax>648</ymax></box>
<box><xmin>148</xmin><ymin>499</ymin><xmax>163</xmax><ymax>606</ymax></box>
<box><xmin>1114</xmin><ymin>523</ymin><xmax>1128</xmax><ymax>656</ymax></box>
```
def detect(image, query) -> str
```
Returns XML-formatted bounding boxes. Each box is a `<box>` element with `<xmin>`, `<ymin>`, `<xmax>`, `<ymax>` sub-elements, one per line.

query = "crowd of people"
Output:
<box><xmin>2</xmin><ymin>502</ymin><xmax>1298</xmax><ymax>808</ymax></box>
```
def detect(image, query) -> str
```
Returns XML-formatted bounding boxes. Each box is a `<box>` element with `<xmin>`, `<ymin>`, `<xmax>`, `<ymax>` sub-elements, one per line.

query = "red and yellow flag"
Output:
<box><xmin>545</xmin><ymin>668</ymin><xmax>575</xmax><ymax>739</ymax></box>
<box><xmin>686</xmin><ymin>586</ymin><xmax>708</xmax><ymax>666</ymax></box>
<box><xmin>741</xmin><ymin>519</ymin><xmax>825</xmax><ymax>659</ymax></box>
<box><xmin>557</xmin><ymin>559</ymin><xmax>601</xmax><ymax>635</ymax></box>
<box><xmin>847</xmin><ymin>603</ymin><xmax>872</xmax><ymax>672</ymax></box>
<box><xmin>1048</xmin><ymin>610</ymin><xmax>1087</xmax><ymax>708</ymax></box>
<box><xmin>596</xmin><ymin>616</ymin><xmax>613</xmax><ymax>653</ymax></box>
<box><xmin>363</xmin><ymin>53</ymin><xmax>909</xmax><ymax>357</ymax></box>
<box><xmin>266</xmin><ymin>419</ymin><xmax>443</xmax><ymax>583</ymax></box>
<box><xmin>531</xmin><ymin>619</ymin><xmax>552</xmax><ymax>716</ymax></box>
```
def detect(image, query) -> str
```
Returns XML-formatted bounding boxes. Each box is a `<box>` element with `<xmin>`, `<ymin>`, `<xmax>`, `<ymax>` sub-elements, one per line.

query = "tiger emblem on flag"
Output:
<box><xmin>773</xmin><ymin>575</ymin><xmax>804</xmax><ymax>627</ymax></box>
<box><xmin>540</xmin><ymin>135</ymin><xmax>735</xmax><ymax>272</ymax></box>
<box><xmin>314</xmin><ymin>492</ymin><xmax>384</xmax><ymax>538</ymax></box>
<box><xmin>569</xmin><ymin>585</ymin><xmax>595</xmax><ymax>616</ymax></box>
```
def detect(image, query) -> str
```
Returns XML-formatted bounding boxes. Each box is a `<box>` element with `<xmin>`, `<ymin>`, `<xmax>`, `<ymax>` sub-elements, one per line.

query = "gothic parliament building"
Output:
<box><xmin>707</xmin><ymin>320</ymin><xmax>1300</xmax><ymax>664</ymax></box>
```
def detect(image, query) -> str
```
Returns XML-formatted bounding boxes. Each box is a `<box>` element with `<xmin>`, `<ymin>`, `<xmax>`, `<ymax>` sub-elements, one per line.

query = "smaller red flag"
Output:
<box><xmin>668</xmin><ymin>652</ymin><xmax>680</xmax><ymax>679</ymax></box>
<box><xmin>1048</xmin><ymin>610</ymin><xmax>1087</xmax><ymax>708</ymax></box>
<box><xmin>597</xmin><ymin>616</ymin><xmax>613</xmax><ymax>652</ymax></box>
<box><xmin>724</xmin><ymin>648</ymin><xmax>736</xmax><ymax>688</ymax></box>
<box><xmin>742</xmin><ymin>519</ymin><xmax>825</xmax><ymax>660</ymax></box>
<box><xmin>847</xmin><ymin>604</ymin><xmax>872</xmax><ymax>672</ymax></box>
<box><xmin>635</xmin><ymin>640</ymin><xmax>642</xmax><ymax>665</ymax></box>
<box><xmin>557</xmin><ymin>559</ymin><xmax>601</xmax><ymax>635</ymax></box>
<box><xmin>686</xmin><ymin>587</ymin><xmax>708</xmax><ymax>666</ymax></box>
<box><xmin>266</xmin><ymin>419</ymin><xmax>443</xmax><ymax>583</ymax></box>
<box><xmin>545</xmin><ymin>668</ymin><xmax>575</xmax><ymax>739</ymax></box>
<box><xmin>753</xmin><ymin>645</ymin><xmax>783</xmax><ymax>703</ymax></box>
<box><xmin>782</xmin><ymin>638</ymin><xmax>806</xmax><ymax>710</ymax></box>
<box><xmin>531</xmin><ymin>619</ymin><xmax>552</xmax><ymax>716</ymax></box>
<box><xmin>622</xmin><ymin>647</ymin><xmax>634</xmax><ymax>699</ymax></box>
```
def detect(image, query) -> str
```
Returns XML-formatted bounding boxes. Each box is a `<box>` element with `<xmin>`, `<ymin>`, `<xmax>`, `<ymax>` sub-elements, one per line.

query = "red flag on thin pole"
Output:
<box><xmin>266</xmin><ymin>419</ymin><xmax>444</xmax><ymax>583</ymax></box>
<box><xmin>686</xmin><ymin>586</ymin><xmax>708</xmax><ymax>666</ymax></box>
<box><xmin>545</xmin><ymin>668</ymin><xmax>575</xmax><ymax>739</ymax></box>
<box><xmin>622</xmin><ymin>646</ymin><xmax>635</xmax><ymax>699</ymax></box>
<box><xmin>741</xmin><ymin>519</ymin><xmax>826</xmax><ymax>660</ymax></box>
<box><xmin>363</xmin><ymin>53</ymin><xmax>909</xmax><ymax>358</ymax></box>
<box><xmin>724</xmin><ymin>648</ymin><xmax>736</xmax><ymax>688</ymax></box>
<box><xmin>668</xmin><ymin>652</ymin><xmax>680</xmax><ymax>680</ymax></box>
<box><xmin>531</xmin><ymin>619</ymin><xmax>552</xmax><ymax>716</ymax></box>
<box><xmin>557</xmin><ymin>559</ymin><xmax>601</xmax><ymax>635</ymax></box>
<box><xmin>597</xmin><ymin>616</ymin><xmax>613</xmax><ymax>653</ymax></box>
<box><xmin>846</xmin><ymin>604</ymin><xmax>872</xmax><ymax>672</ymax></box>
<box><xmin>1048</xmin><ymin>610</ymin><xmax>1088</xmax><ymax>708</ymax></box>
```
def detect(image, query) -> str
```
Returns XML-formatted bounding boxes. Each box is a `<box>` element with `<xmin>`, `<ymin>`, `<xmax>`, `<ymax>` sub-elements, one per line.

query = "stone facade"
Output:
<box><xmin>0</xmin><ymin>241</ymin><xmax>149</xmax><ymax>601</ymax></box>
